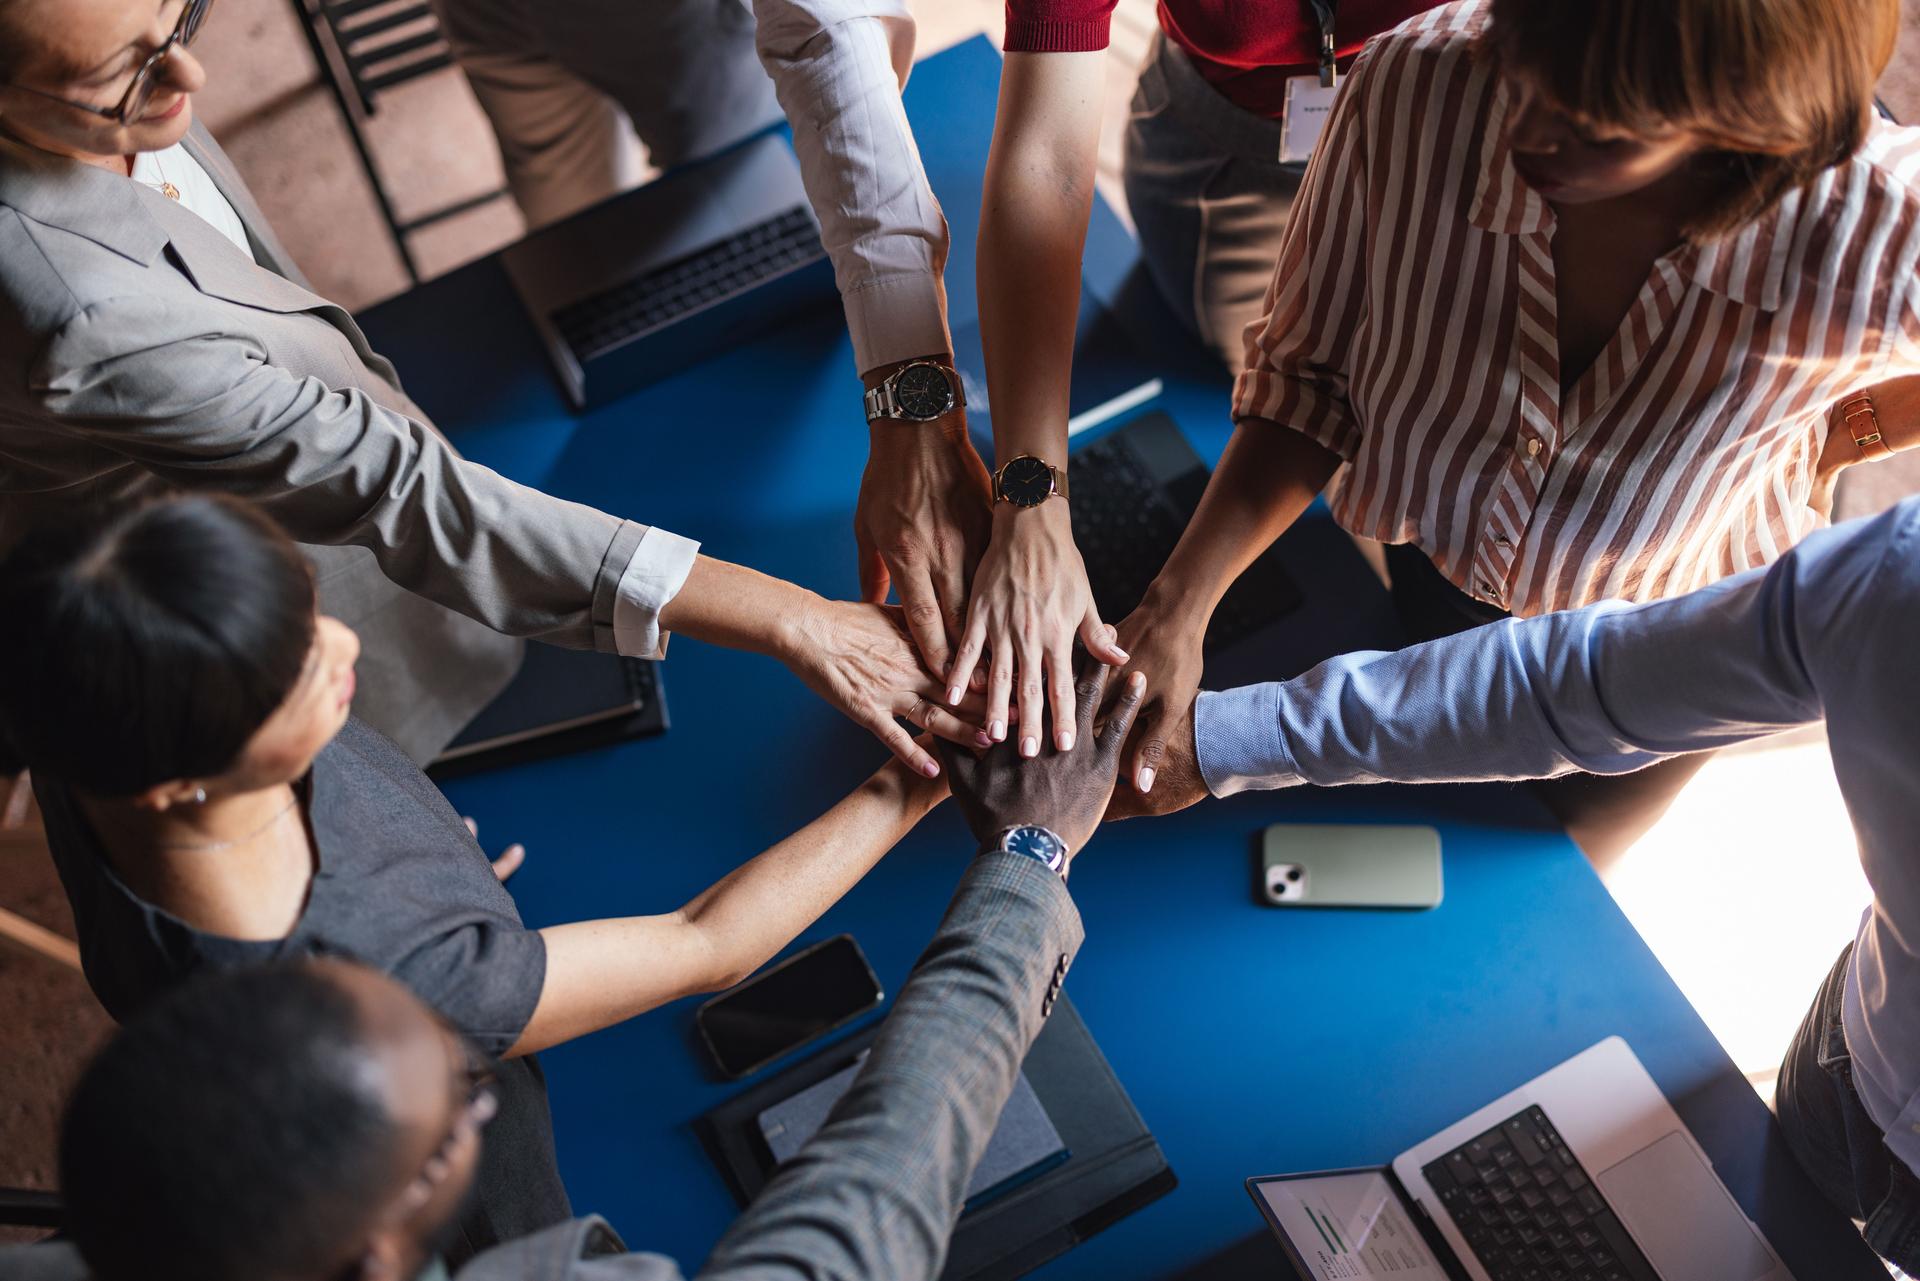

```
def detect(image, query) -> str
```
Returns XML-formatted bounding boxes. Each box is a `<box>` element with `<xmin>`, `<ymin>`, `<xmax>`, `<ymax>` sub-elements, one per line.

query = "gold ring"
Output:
<box><xmin>905</xmin><ymin>696</ymin><xmax>926</xmax><ymax>726</ymax></box>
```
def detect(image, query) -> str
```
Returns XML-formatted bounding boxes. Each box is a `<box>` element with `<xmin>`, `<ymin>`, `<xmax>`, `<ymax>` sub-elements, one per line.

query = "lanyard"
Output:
<box><xmin>1307</xmin><ymin>0</ymin><xmax>1338</xmax><ymax>86</ymax></box>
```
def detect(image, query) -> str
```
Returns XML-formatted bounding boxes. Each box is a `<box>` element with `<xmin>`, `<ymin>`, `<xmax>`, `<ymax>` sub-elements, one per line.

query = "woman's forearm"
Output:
<box><xmin>1145</xmin><ymin>418</ymin><xmax>1342</xmax><ymax>619</ymax></box>
<box><xmin>976</xmin><ymin>51</ymin><xmax>1107</xmax><ymax>467</ymax></box>
<box><xmin>508</xmin><ymin>761</ymin><xmax>945</xmax><ymax>1056</ymax></box>
<box><xmin>659</xmin><ymin>554</ymin><xmax>813</xmax><ymax>659</ymax></box>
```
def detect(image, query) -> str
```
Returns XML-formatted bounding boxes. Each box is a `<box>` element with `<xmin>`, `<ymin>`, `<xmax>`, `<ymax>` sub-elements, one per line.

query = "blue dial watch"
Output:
<box><xmin>988</xmin><ymin>824</ymin><xmax>1070</xmax><ymax>878</ymax></box>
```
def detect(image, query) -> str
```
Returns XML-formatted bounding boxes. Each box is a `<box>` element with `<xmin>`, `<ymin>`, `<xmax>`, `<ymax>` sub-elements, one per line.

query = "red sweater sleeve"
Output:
<box><xmin>1003</xmin><ymin>0</ymin><xmax>1119</xmax><ymax>53</ymax></box>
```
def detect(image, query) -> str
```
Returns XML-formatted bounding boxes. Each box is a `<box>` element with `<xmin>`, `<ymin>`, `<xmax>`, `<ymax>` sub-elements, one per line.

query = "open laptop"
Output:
<box><xmin>1248</xmin><ymin>1038</ymin><xmax>1792</xmax><ymax>1281</ymax></box>
<box><xmin>502</xmin><ymin>130</ymin><xmax>838</xmax><ymax>411</ymax></box>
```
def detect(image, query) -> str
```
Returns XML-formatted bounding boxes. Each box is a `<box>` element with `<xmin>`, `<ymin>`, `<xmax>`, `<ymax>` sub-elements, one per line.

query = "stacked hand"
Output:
<box><xmin>855</xmin><ymin>418</ymin><xmax>994</xmax><ymax>678</ymax></box>
<box><xmin>944</xmin><ymin>502</ymin><xmax>1129</xmax><ymax>758</ymax></box>
<box><xmin>937</xmin><ymin>662</ymin><xmax>1146</xmax><ymax>858</ymax></box>
<box><xmin>781</xmin><ymin>596</ymin><xmax>999</xmax><ymax>779</ymax></box>
<box><xmin>1103</xmin><ymin>594</ymin><xmax>1207</xmax><ymax>815</ymax></box>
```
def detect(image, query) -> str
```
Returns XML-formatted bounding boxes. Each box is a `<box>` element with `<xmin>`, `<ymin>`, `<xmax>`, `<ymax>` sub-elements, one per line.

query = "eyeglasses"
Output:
<box><xmin>7</xmin><ymin>0</ymin><xmax>216</xmax><ymax>126</ymax></box>
<box><xmin>396</xmin><ymin>1036</ymin><xmax>499</xmax><ymax>1214</ymax></box>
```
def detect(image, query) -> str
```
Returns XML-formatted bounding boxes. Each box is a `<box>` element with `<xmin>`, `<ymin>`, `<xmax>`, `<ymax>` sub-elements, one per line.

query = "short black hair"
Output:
<box><xmin>60</xmin><ymin>964</ymin><xmax>402</xmax><ymax>1281</ymax></box>
<box><xmin>0</xmin><ymin>495</ymin><xmax>315</xmax><ymax>795</ymax></box>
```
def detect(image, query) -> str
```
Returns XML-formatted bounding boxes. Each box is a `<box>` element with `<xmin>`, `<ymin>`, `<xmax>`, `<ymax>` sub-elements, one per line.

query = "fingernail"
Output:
<box><xmin>1021</xmin><ymin>736</ymin><xmax>1038</xmax><ymax>758</ymax></box>
<box><xmin>976</xmin><ymin>730</ymin><xmax>993</xmax><ymax>748</ymax></box>
<box><xmin>1130</xmin><ymin>672</ymin><xmax>1146</xmax><ymax>692</ymax></box>
<box><xmin>946</xmin><ymin>685</ymin><xmax>964</xmax><ymax>706</ymax></box>
<box><xmin>1059</xmin><ymin>731</ymin><xmax>1075</xmax><ymax>752</ymax></box>
<box><xmin>1112</xmin><ymin>648</ymin><xmax>1130</xmax><ymax>661</ymax></box>
<box><xmin>1138</xmin><ymin>766</ymin><xmax>1156</xmax><ymax>793</ymax></box>
<box><xmin>922</xmin><ymin>759</ymin><xmax>940</xmax><ymax>778</ymax></box>
<box><xmin>990</xmin><ymin>720</ymin><xmax>1006</xmax><ymax>742</ymax></box>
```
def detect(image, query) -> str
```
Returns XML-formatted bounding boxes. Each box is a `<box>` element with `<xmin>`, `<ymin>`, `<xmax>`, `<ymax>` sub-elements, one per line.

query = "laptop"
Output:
<box><xmin>1247</xmin><ymin>1038</ymin><xmax>1792</xmax><ymax>1281</ymax></box>
<box><xmin>502</xmin><ymin>130</ymin><xmax>838</xmax><ymax>411</ymax></box>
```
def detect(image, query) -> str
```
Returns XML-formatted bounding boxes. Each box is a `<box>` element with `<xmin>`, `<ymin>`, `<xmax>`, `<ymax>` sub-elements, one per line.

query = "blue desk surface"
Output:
<box><xmin>358</xmin><ymin>37</ymin><xmax>1879</xmax><ymax>1280</ymax></box>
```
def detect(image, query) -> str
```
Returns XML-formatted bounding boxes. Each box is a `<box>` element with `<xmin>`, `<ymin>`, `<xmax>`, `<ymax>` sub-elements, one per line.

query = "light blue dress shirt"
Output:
<box><xmin>1195</xmin><ymin>498</ymin><xmax>1920</xmax><ymax>1174</ymax></box>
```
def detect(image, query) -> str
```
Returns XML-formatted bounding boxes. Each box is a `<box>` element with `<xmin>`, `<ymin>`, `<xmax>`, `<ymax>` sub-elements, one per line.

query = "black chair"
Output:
<box><xmin>290</xmin><ymin>0</ymin><xmax>511</xmax><ymax>283</ymax></box>
<box><xmin>0</xmin><ymin>1186</ymin><xmax>62</xmax><ymax>1231</ymax></box>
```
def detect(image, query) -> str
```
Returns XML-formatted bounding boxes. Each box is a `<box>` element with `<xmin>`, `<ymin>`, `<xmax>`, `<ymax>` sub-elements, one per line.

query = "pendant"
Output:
<box><xmin>161</xmin><ymin>181</ymin><xmax>180</xmax><ymax>200</ymax></box>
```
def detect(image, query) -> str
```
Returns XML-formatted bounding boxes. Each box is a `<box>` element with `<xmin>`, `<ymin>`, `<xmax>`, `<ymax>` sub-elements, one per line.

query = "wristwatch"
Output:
<box><xmin>864</xmin><ymin>360</ymin><xmax>965</xmax><ymax>423</ymax></box>
<box><xmin>1838</xmin><ymin>391</ymin><xmax>1894</xmax><ymax>462</ymax></box>
<box><xmin>985</xmin><ymin>824</ymin><xmax>1070</xmax><ymax>879</ymax></box>
<box><xmin>992</xmin><ymin>455</ymin><xmax>1069</xmax><ymax>507</ymax></box>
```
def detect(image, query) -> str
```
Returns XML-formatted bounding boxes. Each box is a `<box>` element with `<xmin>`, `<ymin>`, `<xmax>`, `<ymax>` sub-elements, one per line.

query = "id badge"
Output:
<box><xmin>1280</xmin><ymin>74</ymin><xmax>1340</xmax><ymax>164</ymax></box>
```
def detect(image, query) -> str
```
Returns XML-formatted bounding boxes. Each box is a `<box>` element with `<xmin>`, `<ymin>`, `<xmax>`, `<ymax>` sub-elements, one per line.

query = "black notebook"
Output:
<box><xmin>427</xmin><ymin>645</ymin><xmax>668</xmax><ymax>780</ymax></box>
<box><xmin>758</xmin><ymin>1052</ymin><xmax>1070</xmax><ymax>1210</ymax></box>
<box><xmin>700</xmin><ymin>995</ymin><xmax>1175</xmax><ymax>1281</ymax></box>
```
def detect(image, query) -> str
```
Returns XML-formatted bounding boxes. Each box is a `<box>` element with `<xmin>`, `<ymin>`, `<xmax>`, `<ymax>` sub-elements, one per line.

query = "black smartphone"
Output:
<box><xmin>695</xmin><ymin>934</ymin><xmax>883</xmax><ymax>1079</ymax></box>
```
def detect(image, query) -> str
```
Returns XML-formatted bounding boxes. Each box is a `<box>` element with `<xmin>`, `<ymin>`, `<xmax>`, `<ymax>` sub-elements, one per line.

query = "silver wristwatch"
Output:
<box><xmin>984</xmin><ymin>824</ymin><xmax>1071</xmax><ymax>879</ymax></box>
<box><xmin>863</xmin><ymin>360</ymin><xmax>965</xmax><ymax>423</ymax></box>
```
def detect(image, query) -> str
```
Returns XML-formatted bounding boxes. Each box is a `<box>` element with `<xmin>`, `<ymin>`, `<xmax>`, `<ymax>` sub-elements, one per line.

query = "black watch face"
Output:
<box><xmin>999</xmin><ymin>456</ymin><xmax>1055</xmax><ymax>507</ymax></box>
<box><xmin>894</xmin><ymin>364</ymin><xmax>954</xmax><ymax>419</ymax></box>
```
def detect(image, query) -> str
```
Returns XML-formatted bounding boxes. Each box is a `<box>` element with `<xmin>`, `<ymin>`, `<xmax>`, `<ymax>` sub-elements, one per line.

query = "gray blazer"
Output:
<box><xmin>0</xmin><ymin>125</ymin><xmax>653</xmax><ymax>756</ymax></box>
<box><xmin>0</xmin><ymin>852</ymin><xmax>1083</xmax><ymax>1281</ymax></box>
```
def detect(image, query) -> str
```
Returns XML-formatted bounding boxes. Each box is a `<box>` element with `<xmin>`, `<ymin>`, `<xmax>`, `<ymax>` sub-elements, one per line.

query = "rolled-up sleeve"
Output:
<box><xmin>1230</xmin><ymin>43</ymin><xmax>1378</xmax><ymax>459</ymax></box>
<box><xmin>753</xmin><ymin>0</ymin><xmax>952</xmax><ymax>373</ymax></box>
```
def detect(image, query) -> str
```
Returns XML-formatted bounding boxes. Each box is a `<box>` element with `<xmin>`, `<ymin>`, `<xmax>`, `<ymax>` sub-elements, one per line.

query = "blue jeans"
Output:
<box><xmin>1775</xmin><ymin>943</ymin><xmax>1920</xmax><ymax>1269</ymax></box>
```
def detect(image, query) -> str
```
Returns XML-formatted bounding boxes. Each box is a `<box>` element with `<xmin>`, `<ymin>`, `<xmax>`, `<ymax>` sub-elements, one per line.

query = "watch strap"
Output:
<box><xmin>1840</xmin><ymin>391</ymin><xmax>1894</xmax><ymax>462</ymax></box>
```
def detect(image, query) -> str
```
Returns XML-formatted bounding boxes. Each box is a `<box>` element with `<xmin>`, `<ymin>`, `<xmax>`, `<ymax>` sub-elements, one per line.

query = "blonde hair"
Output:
<box><xmin>1482</xmin><ymin>0</ymin><xmax>1900</xmax><ymax>239</ymax></box>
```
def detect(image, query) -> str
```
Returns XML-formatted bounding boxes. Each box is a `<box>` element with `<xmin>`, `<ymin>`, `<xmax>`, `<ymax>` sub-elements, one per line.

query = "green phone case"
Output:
<box><xmin>1259</xmin><ymin>823</ymin><xmax>1443</xmax><ymax>909</ymax></box>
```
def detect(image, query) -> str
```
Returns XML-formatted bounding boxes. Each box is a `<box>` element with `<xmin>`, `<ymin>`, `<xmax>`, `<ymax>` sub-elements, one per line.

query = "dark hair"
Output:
<box><xmin>1482</xmin><ymin>0</ymin><xmax>1900</xmax><ymax>240</ymax></box>
<box><xmin>61</xmin><ymin>963</ymin><xmax>402</xmax><ymax>1281</ymax></box>
<box><xmin>0</xmin><ymin>496</ymin><xmax>316</xmax><ymax>795</ymax></box>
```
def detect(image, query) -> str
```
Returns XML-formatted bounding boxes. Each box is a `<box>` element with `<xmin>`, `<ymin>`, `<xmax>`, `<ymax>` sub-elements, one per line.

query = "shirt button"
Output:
<box><xmin>1479</xmin><ymin>579</ymin><xmax>1499</xmax><ymax>596</ymax></box>
<box><xmin>1526</xmin><ymin>437</ymin><xmax>1543</xmax><ymax>458</ymax></box>
<box><xmin>1493</xmin><ymin>533</ymin><xmax>1512</xmax><ymax>548</ymax></box>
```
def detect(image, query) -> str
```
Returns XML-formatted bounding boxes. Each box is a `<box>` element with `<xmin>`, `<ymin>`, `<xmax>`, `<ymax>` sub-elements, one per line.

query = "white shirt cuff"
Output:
<box><xmin>612</xmin><ymin>526</ymin><xmax>700</xmax><ymax>659</ymax></box>
<box><xmin>845</xmin><ymin>272</ymin><xmax>952</xmax><ymax>374</ymax></box>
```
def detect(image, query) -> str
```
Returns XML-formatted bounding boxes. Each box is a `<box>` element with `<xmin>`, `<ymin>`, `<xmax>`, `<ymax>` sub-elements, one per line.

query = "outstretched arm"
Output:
<box><xmin>948</xmin><ymin>49</ymin><xmax>1129</xmax><ymax>756</ymax></box>
<box><xmin>507</xmin><ymin>759</ymin><xmax>946</xmax><ymax>1057</ymax></box>
<box><xmin>696</xmin><ymin>663</ymin><xmax>1144</xmax><ymax>1281</ymax></box>
<box><xmin>1194</xmin><ymin>508</ymin><xmax>1916</xmax><ymax>796</ymax></box>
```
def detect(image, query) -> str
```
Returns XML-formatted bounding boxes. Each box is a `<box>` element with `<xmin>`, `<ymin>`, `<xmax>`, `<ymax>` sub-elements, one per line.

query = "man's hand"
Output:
<box><xmin>855</xmin><ymin>416</ymin><xmax>994</xmax><ymax>679</ymax></box>
<box><xmin>937</xmin><ymin>662</ymin><xmax>1146</xmax><ymax>856</ymax></box>
<box><xmin>944</xmin><ymin>502</ymin><xmax>1129</xmax><ymax>757</ymax></box>
<box><xmin>1103</xmin><ymin>694</ymin><xmax>1205</xmax><ymax>819</ymax></box>
<box><xmin>780</xmin><ymin>597</ymin><xmax>994</xmax><ymax>778</ymax></box>
<box><xmin>1106</xmin><ymin>593</ymin><xmax>1208</xmax><ymax>797</ymax></box>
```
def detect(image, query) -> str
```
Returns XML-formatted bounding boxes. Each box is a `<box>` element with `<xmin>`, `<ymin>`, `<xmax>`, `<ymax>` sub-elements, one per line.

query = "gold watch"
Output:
<box><xmin>992</xmin><ymin>455</ymin><xmax>1068</xmax><ymax>508</ymax></box>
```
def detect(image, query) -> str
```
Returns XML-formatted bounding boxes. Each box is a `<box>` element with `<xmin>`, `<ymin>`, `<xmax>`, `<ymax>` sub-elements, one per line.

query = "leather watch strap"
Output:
<box><xmin>1839</xmin><ymin>392</ymin><xmax>1895</xmax><ymax>462</ymax></box>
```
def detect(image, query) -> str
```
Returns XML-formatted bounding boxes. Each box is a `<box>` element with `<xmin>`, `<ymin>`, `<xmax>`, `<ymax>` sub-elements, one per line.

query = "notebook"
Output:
<box><xmin>428</xmin><ymin>645</ymin><xmax>668</xmax><ymax>780</ymax></box>
<box><xmin>757</xmin><ymin>1052</ymin><xmax>1070</xmax><ymax>1210</ymax></box>
<box><xmin>700</xmin><ymin>994</ymin><xmax>1174</xmax><ymax>1281</ymax></box>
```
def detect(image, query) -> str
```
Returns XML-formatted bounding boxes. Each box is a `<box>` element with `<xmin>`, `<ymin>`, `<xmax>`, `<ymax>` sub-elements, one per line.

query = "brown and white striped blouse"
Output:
<box><xmin>1234</xmin><ymin>0</ymin><xmax>1920</xmax><ymax>615</ymax></box>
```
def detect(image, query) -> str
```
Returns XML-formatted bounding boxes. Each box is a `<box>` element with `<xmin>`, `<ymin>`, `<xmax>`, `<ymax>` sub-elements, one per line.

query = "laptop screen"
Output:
<box><xmin>1248</xmin><ymin>1170</ymin><xmax>1453</xmax><ymax>1281</ymax></box>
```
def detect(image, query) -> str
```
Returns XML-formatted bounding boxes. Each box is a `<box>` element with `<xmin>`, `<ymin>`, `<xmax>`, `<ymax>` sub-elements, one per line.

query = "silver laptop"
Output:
<box><xmin>1248</xmin><ymin>1037</ymin><xmax>1791</xmax><ymax>1281</ymax></box>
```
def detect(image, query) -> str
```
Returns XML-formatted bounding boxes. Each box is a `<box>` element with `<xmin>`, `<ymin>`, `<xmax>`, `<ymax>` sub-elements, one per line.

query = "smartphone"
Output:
<box><xmin>1259</xmin><ymin>823</ymin><xmax>1443</xmax><ymax>909</ymax></box>
<box><xmin>696</xmin><ymin>934</ymin><xmax>883</xmax><ymax>1079</ymax></box>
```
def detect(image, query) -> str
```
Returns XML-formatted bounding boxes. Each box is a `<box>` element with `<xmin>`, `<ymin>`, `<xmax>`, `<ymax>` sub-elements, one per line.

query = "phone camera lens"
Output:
<box><xmin>1286</xmin><ymin>868</ymin><xmax>1303</xmax><ymax>882</ymax></box>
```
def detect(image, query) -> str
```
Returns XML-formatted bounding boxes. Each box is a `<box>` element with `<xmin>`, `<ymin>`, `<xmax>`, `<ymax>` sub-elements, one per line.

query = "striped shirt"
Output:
<box><xmin>1232</xmin><ymin>0</ymin><xmax>1920</xmax><ymax>616</ymax></box>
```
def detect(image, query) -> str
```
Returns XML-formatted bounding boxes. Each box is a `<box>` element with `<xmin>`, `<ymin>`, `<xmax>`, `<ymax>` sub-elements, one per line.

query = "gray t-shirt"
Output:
<box><xmin>35</xmin><ymin>715</ymin><xmax>568</xmax><ymax>1256</ymax></box>
<box><xmin>38</xmin><ymin>716</ymin><xmax>546</xmax><ymax>1051</ymax></box>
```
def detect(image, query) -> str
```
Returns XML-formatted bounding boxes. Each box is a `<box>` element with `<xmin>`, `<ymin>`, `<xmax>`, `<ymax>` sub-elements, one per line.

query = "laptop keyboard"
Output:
<box><xmin>1422</xmin><ymin>1106</ymin><xmax>1661</xmax><ymax>1281</ymax></box>
<box><xmin>1070</xmin><ymin>425</ymin><xmax>1301</xmax><ymax>652</ymax></box>
<box><xmin>553</xmin><ymin>205</ymin><xmax>823</xmax><ymax>362</ymax></box>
